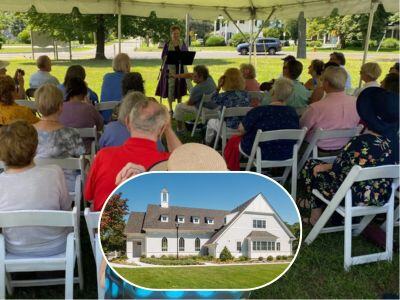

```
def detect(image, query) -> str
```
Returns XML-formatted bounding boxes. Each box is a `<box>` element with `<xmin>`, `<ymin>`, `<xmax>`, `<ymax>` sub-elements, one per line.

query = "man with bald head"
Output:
<box><xmin>85</xmin><ymin>100</ymin><xmax>182</xmax><ymax>211</ymax></box>
<box><xmin>29</xmin><ymin>55</ymin><xmax>60</xmax><ymax>88</ymax></box>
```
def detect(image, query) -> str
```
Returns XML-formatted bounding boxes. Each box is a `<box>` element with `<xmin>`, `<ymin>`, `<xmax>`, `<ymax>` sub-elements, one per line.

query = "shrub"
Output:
<box><xmin>307</xmin><ymin>40</ymin><xmax>322</xmax><ymax>48</ymax></box>
<box><xmin>219</xmin><ymin>246</ymin><xmax>233</xmax><ymax>261</ymax></box>
<box><xmin>17</xmin><ymin>29</ymin><xmax>31</xmax><ymax>44</ymax></box>
<box><xmin>381</xmin><ymin>38</ymin><xmax>399</xmax><ymax>49</ymax></box>
<box><xmin>368</xmin><ymin>40</ymin><xmax>378</xmax><ymax>47</ymax></box>
<box><xmin>140</xmin><ymin>257</ymin><xmax>202</xmax><ymax>265</ymax></box>
<box><xmin>346</xmin><ymin>39</ymin><xmax>363</xmax><ymax>48</ymax></box>
<box><xmin>0</xmin><ymin>35</ymin><xmax>5</xmax><ymax>50</ymax></box>
<box><xmin>160</xmin><ymin>255</ymin><xmax>167</xmax><ymax>259</ymax></box>
<box><xmin>276</xmin><ymin>255</ymin><xmax>282</xmax><ymax>260</ymax></box>
<box><xmin>267</xmin><ymin>255</ymin><xmax>274</xmax><ymax>261</ymax></box>
<box><xmin>282</xmin><ymin>255</ymin><xmax>288</xmax><ymax>260</ymax></box>
<box><xmin>229</xmin><ymin>33</ymin><xmax>250</xmax><ymax>47</ymax></box>
<box><xmin>140</xmin><ymin>255</ymin><xmax>146</xmax><ymax>259</ymax></box>
<box><xmin>258</xmin><ymin>256</ymin><xmax>264</xmax><ymax>261</ymax></box>
<box><xmin>205</xmin><ymin>35</ymin><xmax>226</xmax><ymax>47</ymax></box>
<box><xmin>191</xmin><ymin>40</ymin><xmax>203</xmax><ymax>47</ymax></box>
<box><xmin>151</xmin><ymin>255</ymin><xmax>155</xmax><ymax>258</ymax></box>
<box><xmin>239</xmin><ymin>255</ymin><xmax>249</xmax><ymax>261</ymax></box>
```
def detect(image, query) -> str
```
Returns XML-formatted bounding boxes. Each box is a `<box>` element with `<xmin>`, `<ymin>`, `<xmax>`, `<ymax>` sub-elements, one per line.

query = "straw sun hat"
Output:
<box><xmin>149</xmin><ymin>143</ymin><xmax>228</xmax><ymax>171</ymax></box>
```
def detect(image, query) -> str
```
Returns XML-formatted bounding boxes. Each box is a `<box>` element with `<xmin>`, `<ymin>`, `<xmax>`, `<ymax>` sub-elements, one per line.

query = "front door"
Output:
<box><xmin>132</xmin><ymin>241</ymin><xmax>142</xmax><ymax>257</ymax></box>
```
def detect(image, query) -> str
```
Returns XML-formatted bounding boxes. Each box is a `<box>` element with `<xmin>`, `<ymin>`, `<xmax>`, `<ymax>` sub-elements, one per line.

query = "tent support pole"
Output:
<box><xmin>117</xmin><ymin>0</ymin><xmax>122</xmax><ymax>54</ymax></box>
<box><xmin>359</xmin><ymin>0</ymin><xmax>378</xmax><ymax>88</ymax></box>
<box><xmin>223</xmin><ymin>9</ymin><xmax>250</xmax><ymax>43</ymax></box>
<box><xmin>185</xmin><ymin>13</ymin><xmax>190</xmax><ymax>46</ymax></box>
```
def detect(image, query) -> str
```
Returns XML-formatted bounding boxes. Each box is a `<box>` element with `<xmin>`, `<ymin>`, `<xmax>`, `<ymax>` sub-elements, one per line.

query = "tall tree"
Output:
<box><xmin>100</xmin><ymin>193</ymin><xmax>129</xmax><ymax>253</ymax></box>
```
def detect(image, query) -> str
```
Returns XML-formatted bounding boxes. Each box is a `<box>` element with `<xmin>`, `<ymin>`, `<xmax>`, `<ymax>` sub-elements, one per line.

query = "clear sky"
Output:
<box><xmin>114</xmin><ymin>172</ymin><xmax>300</xmax><ymax>225</ymax></box>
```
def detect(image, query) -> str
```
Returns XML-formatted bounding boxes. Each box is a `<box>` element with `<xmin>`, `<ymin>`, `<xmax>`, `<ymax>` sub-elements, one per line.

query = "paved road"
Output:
<box><xmin>0</xmin><ymin>43</ymin><xmax>397</xmax><ymax>62</ymax></box>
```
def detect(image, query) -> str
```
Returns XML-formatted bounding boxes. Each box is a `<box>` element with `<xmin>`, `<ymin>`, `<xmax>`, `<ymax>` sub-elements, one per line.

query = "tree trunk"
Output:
<box><xmin>95</xmin><ymin>15</ymin><xmax>106</xmax><ymax>59</ymax></box>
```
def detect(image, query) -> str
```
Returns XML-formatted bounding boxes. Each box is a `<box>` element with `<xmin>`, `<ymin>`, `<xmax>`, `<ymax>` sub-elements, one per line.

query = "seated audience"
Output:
<box><xmin>100</xmin><ymin>53</ymin><xmax>131</xmax><ymax>122</ymax></box>
<box><xmin>33</xmin><ymin>84</ymin><xmax>85</xmax><ymax>192</ymax></box>
<box><xmin>0</xmin><ymin>120</ymin><xmax>71</xmax><ymax>256</ymax></box>
<box><xmin>205</xmin><ymin>68</ymin><xmax>250</xmax><ymax>145</ymax></box>
<box><xmin>99</xmin><ymin>92</ymin><xmax>165</xmax><ymax>151</ymax></box>
<box><xmin>298</xmin><ymin>87</ymin><xmax>399</xmax><ymax>225</ymax></box>
<box><xmin>329</xmin><ymin>52</ymin><xmax>351</xmax><ymax>90</ymax></box>
<box><xmin>174</xmin><ymin>65</ymin><xmax>216</xmax><ymax>131</ymax></box>
<box><xmin>304</xmin><ymin>59</ymin><xmax>324</xmax><ymax>90</ymax></box>
<box><xmin>300</xmin><ymin>66</ymin><xmax>359</xmax><ymax>151</ymax></box>
<box><xmin>0</xmin><ymin>75</ymin><xmax>39</xmax><ymax>125</ymax></box>
<box><xmin>353</xmin><ymin>62</ymin><xmax>381</xmax><ymax>97</ymax></box>
<box><xmin>59</xmin><ymin>77</ymin><xmax>104</xmax><ymax>130</ymax></box>
<box><xmin>29</xmin><ymin>55</ymin><xmax>60</xmax><ymax>88</ymax></box>
<box><xmin>389</xmin><ymin>62</ymin><xmax>399</xmax><ymax>74</ymax></box>
<box><xmin>381</xmin><ymin>72</ymin><xmax>399</xmax><ymax>94</ymax></box>
<box><xmin>121</xmin><ymin>72</ymin><xmax>145</xmax><ymax>96</ymax></box>
<box><xmin>224</xmin><ymin>78</ymin><xmax>299</xmax><ymax>171</ymax></box>
<box><xmin>309</xmin><ymin>61</ymin><xmax>340</xmax><ymax>103</ymax></box>
<box><xmin>283</xmin><ymin>60</ymin><xmax>312</xmax><ymax>110</ymax></box>
<box><xmin>0</xmin><ymin>60</ymin><xmax>26</xmax><ymax>99</ymax></box>
<box><xmin>85</xmin><ymin>100</ymin><xmax>182</xmax><ymax>211</ymax></box>
<box><xmin>58</xmin><ymin>65</ymin><xmax>98</xmax><ymax>104</ymax></box>
<box><xmin>240</xmin><ymin>63</ymin><xmax>260</xmax><ymax>91</ymax></box>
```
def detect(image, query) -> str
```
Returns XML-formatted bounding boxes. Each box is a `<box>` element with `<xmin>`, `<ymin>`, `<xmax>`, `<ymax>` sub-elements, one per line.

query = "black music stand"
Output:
<box><xmin>165</xmin><ymin>51</ymin><xmax>196</xmax><ymax>100</ymax></box>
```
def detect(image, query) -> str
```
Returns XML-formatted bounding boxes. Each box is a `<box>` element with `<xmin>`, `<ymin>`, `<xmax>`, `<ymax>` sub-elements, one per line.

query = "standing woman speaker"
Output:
<box><xmin>156</xmin><ymin>25</ymin><xmax>188</xmax><ymax>115</ymax></box>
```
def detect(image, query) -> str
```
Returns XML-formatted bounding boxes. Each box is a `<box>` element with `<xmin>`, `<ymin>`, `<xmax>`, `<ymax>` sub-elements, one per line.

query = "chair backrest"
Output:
<box><xmin>246</xmin><ymin>127</ymin><xmax>307</xmax><ymax>170</ymax></box>
<box><xmin>34</xmin><ymin>156</ymin><xmax>85</xmax><ymax>172</ymax></box>
<box><xmin>15</xmin><ymin>100</ymin><xmax>37</xmax><ymax>110</ymax></box>
<box><xmin>0</xmin><ymin>207</ymin><xmax>77</xmax><ymax>229</ymax></box>
<box><xmin>84</xmin><ymin>207</ymin><xmax>100</xmax><ymax>254</ymax></box>
<box><xmin>298</xmin><ymin>126</ymin><xmax>363</xmax><ymax>173</ymax></box>
<box><xmin>25</xmin><ymin>88</ymin><xmax>36</xmax><ymax>100</ymax></box>
<box><xmin>76</xmin><ymin>126</ymin><xmax>97</xmax><ymax>139</ymax></box>
<box><xmin>95</xmin><ymin>101</ymin><xmax>120</xmax><ymax>112</ymax></box>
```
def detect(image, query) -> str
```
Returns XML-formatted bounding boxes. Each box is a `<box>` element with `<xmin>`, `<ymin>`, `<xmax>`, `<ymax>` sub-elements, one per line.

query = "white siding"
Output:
<box><xmin>225</xmin><ymin>212</ymin><xmax>238</xmax><ymax>224</ymax></box>
<box><xmin>145</xmin><ymin>232</ymin><xmax>212</xmax><ymax>258</ymax></box>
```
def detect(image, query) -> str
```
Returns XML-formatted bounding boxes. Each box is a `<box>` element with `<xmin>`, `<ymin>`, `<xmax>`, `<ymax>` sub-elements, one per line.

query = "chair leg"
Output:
<box><xmin>304</xmin><ymin>203</ymin><xmax>336</xmax><ymax>244</ymax></box>
<box><xmin>344</xmin><ymin>207</ymin><xmax>353</xmax><ymax>271</ymax></box>
<box><xmin>5</xmin><ymin>272</ymin><xmax>13</xmax><ymax>296</ymax></box>
<box><xmin>386</xmin><ymin>199</ymin><xmax>394</xmax><ymax>261</ymax></box>
<box><xmin>65</xmin><ymin>234</ymin><xmax>75</xmax><ymax>299</ymax></box>
<box><xmin>0</xmin><ymin>263</ymin><xmax>5</xmax><ymax>299</ymax></box>
<box><xmin>76</xmin><ymin>238</ymin><xmax>84</xmax><ymax>291</ymax></box>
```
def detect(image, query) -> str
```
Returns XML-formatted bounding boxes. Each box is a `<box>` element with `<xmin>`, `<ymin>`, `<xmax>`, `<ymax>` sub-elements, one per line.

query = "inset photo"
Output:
<box><xmin>100</xmin><ymin>172</ymin><xmax>301</xmax><ymax>290</ymax></box>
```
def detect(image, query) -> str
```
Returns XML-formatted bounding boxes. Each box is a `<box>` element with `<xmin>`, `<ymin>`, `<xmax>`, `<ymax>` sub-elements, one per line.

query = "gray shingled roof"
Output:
<box><xmin>124</xmin><ymin>212</ymin><xmax>146</xmax><ymax>234</ymax></box>
<box><xmin>246</xmin><ymin>230</ymin><xmax>278</xmax><ymax>239</ymax></box>
<box><xmin>125</xmin><ymin>204</ymin><xmax>230</xmax><ymax>233</ymax></box>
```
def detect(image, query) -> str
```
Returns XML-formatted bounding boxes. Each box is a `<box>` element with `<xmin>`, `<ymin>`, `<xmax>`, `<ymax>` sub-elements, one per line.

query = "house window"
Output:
<box><xmin>253</xmin><ymin>219</ymin><xmax>266</xmax><ymax>228</ymax></box>
<box><xmin>162</xmin><ymin>237</ymin><xmax>168</xmax><ymax>252</ymax></box>
<box><xmin>272</xmin><ymin>242</ymin><xmax>275</xmax><ymax>251</ymax></box>
<box><xmin>253</xmin><ymin>241</ymin><xmax>271</xmax><ymax>251</ymax></box>
<box><xmin>161</xmin><ymin>215</ymin><xmax>168</xmax><ymax>222</ymax></box>
<box><xmin>177</xmin><ymin>216</ymin><xmax>185</xmax><ymax>223</ymax></box>
<box><xmin>277</xmin><ymin>242</ymin><xmax>280</xmax><ymax>251</ymax></box>
<box><xmin>206</xmin><ymin>218</ymin><xmax>214</xmax><ymax>224</ymax></box>
<box><xmin>195</xmin><ymin>238</ymin><xmax>201</xmax><ymax>251</ymax></box>
<box><xmin>237</xmin><ymin>242</ymin><xmax>242</xmax><ymax>251</ymax></box>
<box><xmin>192</xmin><ymin>217</ymin><xmax>200</xmax><ymax>224</ymax></box>
<box><xmin>179</xmin><ymin>237</ymin><xmax>185</xmax><ymax>251</ymax></box>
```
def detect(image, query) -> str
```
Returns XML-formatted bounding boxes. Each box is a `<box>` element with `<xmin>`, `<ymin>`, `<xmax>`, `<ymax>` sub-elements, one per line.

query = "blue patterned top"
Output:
<box><xmin>208</xmin><ymin>90</ymin><xmax>250</xmax><ymax>129</ymax></box>
<box><xmin>241</xmin><ymin>105</ymin><xmax>300</xmax><ymax>160</ymax></box>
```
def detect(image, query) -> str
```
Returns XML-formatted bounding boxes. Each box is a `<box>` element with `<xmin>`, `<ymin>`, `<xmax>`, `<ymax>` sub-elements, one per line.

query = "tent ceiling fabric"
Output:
<box><xmin>0</xmin><ymin>0</ymin><xmax>397</xmax><ymax>20</ymax></box>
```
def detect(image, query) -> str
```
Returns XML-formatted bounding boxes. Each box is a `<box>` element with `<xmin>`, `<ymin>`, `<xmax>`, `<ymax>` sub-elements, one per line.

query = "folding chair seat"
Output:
<box><xmin>84</xmin><ymin>208</ymin><xmax>104</xmax><ymax>299</ymax></box>
<box><xmin>298</xmin><ymin>126</ymin><xmax>363</xmax><ymax>174</ymax></box>
<box><xmin>15</xmin><ymin>100</ymin><xmax>37</xmax><ymax>110</ymax></box>
<box><xmin>213</xmin><ymin>106</ymin><xmax>253</xmax><ymax>154</ymax></box>
<box><xmin>304</xmin><ymin>165</ymin><xmax>400</xmax><ymax>271</ymax></box>
<box><xmin>95</xmin><ymin>101</ymin><xmax>120</xmax><ymax>112</ymax></box>
<box><xmin>0</xmin><ymin>207</ymin><xmax>83</xmax><ymax>299</ymax></box>
<box><xmin>240</xmin><ymin>128</ymin><xmax>307</xmax><ymax>200</ymax></box>
<box><xmin>191</xmin><ymin>93</ymin><xmax>217</xmax><ymax>137</ymax></box>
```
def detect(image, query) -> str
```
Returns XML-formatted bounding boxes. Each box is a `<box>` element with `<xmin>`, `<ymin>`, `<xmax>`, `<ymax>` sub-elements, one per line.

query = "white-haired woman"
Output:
<box><xmin>100</xmin><ymin>53</ymin><xmax>131</xmax><ymax>122</ymax></box>
<box><xmin>224</xmin><ymin>78</ymin><xmax>300</xmax><ymax>170</ymax></box>
<box><xmin>353</xmin><ymin>62</ymin><xmax>382</xmax><ymax>97</ymax></box>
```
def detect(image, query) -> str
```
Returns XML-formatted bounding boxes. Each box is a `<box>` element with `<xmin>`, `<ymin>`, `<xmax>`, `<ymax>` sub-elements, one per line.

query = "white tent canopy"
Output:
<box><xmin>0</xmin><ymin>0</ymin><xmax>397</xmax><ymax>20</ymax></box>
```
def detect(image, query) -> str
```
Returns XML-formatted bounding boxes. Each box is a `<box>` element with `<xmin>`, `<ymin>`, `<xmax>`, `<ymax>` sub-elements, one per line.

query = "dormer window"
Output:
<box><xmin>161</xmin><ymin>215</ymin><xmax>169</xmax><ymax>222</ymax></box>
<box><xmin>192</xmin><ymin>216</ymin><xmax>200</xmax><ymax>224</ymax></box>
<box><xmin>206</xmin><ymin>218</ymin><xmax>214</xmax><ymax>225</ymax></box>
<box><xmin>177</xmin><ymin>216</ymin><xmax>185</xmax><ymax>223</ymax></box>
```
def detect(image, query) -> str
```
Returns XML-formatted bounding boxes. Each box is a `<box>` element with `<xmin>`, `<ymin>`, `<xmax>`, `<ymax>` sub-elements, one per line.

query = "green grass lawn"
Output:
<box><xmin>0</xmin><ymin>46</ymin><xmax>94</xmax><ymax>53</ymax></box>
<box><xmin>115</xmin><ymin>263</ymin><xmax>289</xmax><ymax>289</ymax></box>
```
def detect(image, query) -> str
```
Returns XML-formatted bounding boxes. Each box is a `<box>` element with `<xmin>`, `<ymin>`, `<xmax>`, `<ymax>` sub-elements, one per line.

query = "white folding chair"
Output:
<box><xmin>84</xmin><ymin>208</ymin><xmax>104</xmax><ymax>299</ymax></box>
<box><xmin>15</xmin><ymin>100</ymin><xmax>37</xmax><ymax>110</ymax></box>
<box><xmin>76</xmin><ymin>126</ymin><xmax>98</xmax><ymax>160</ymax></box>
<box><xmin>241</xmin><ymin>128</ymin><xmax>307</xmax><ymax>200</ymax></box>
<box><xmin>298</xmin><ymin>126</ymin><xmax>363</xmax><ymax>174</ymax></box>
<box><xmin>213</xmin><ymin>106</ymin><xmax>253</xmax><ymax>154</ymax></box>
<box><xmin>0</xmin><ymin>207</ymin><xmax>83</xmax><ymax>299</ymax></box>
<box><xmin>191</xmin><ymin>93</ymin><xmax>215</xmax><ymax>137</ymax></box>
<box><xmin>381</xmin><ymin>190</ymin><xmax>399</xmax><ymax>231</ymax></box>
<box><xmin>304</xmin><ymin>165</ymin><xmax>400</xmax><ymax>271</ymax></box>
<box><xmin>95</xmin><ymin>101</ymin><xmax>120</xmax><ymax>112</ymax></box>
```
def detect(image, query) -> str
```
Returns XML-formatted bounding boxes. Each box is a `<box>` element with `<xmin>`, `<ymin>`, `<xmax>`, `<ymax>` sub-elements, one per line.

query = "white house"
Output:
<box><xmin>125</xmin><ymin>189</ymin><xmax>295</xmax><ymax>259</ymax></box>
